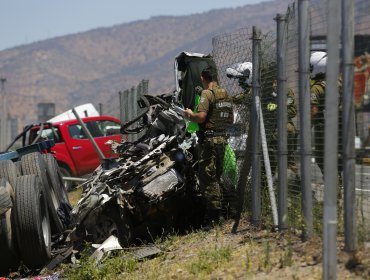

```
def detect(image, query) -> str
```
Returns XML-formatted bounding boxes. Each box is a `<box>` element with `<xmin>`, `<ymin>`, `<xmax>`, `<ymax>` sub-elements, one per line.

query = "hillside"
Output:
<box><xmin>0</xmin><ymin>0</ymin><xmax>291</xmax><ymax>129</ymax></box>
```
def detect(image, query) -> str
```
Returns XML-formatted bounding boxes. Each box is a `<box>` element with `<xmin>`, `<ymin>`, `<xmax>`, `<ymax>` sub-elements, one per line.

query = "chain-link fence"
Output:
<box><xmin>115</xmin><ymin>1</ymin><xmax>368</xmax><ymax>276</ymax></box>
<box><xmin>211</xmin><ymin>0</ymin><xmax>369</xmax><ymax>277</ymax></box>
<box><xmin>353</xmin><ymin>0</ymin><xmax>370</xmax><ymax>246</ymax></box>
<box><xmin>211</xmin><ymin>28</ymin><xmax>253</xmax><ymax>220</ymax></box>
<box><xmin>118</xmin><ymin>79</ymin><xmax>149</xmax><ymax>141</ymax></box>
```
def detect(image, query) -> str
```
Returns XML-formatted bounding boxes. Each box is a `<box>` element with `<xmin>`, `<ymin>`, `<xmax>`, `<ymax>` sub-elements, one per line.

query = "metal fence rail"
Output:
<box><xmin>210</xmin><ymin>0</ymin><xmax>369</xmax><ymax>278</ymax></box>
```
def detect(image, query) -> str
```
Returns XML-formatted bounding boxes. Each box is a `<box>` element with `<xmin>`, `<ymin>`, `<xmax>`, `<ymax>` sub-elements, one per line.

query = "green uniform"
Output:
<box><xmin>197</xmin><ymin>84</ymin><xmax>233</xmax><ymax>224</ymax></box>
<box><xmin>310</xmin><ymin>79</ymin><xmax>326</xmax><ymax>173</ymax></box>
<box><xmin>263</xmin><ymin>88</ymin><xmax>298</xmax><ymax>174</ymax></box>
<box><xmin>310</xmin><ymin>79</ymin><xmax>343</xmax><ymax>174</ymax></box>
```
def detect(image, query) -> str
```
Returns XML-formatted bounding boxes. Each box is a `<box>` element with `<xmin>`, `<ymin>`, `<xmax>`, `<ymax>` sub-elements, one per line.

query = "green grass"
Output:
<box><xmin>187</xmin><ymin>245</ymin><xmax>232</xmax><ymax>276</ymax></box>
<box><xmin>64</xmin><ymin>251</ymin><xmax>139</xmax><ymax>280</ymax></box>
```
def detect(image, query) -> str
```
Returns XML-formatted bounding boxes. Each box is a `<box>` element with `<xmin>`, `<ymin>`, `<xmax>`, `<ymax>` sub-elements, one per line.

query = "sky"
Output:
<box><xmin>0</xmin><ymin>0</ymin><xmax>264</xmax><ymax>51</ymax></box>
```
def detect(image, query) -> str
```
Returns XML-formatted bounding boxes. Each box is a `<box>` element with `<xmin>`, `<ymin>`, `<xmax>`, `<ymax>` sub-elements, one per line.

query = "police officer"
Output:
<box><xmin>226</xmin><ymin>61</ymin><xmax>298</xmax><ymax>176</ymax></box>
<box><xmin>226</xmin><ymin>61</ymin><xmax>253</xmax><ymax>106</ymax></box>
<box><xmin>264</xmin><ymin>79</ymin><xmax>298</xmax><ymax>176</ymax></box>
<box><xmin>310</xmin><ymin>51</ymin><xmax>343</xmax><ymax>175</ymax></box>
<box><xmin>310</xmin><ymin>51</ymin><xmax>328</xmax><ymax>174</ymax></box>
<box><xmin>184</xmin><ymin>66</ymin><xmax>233</xmax><ymax>226</ymax></box>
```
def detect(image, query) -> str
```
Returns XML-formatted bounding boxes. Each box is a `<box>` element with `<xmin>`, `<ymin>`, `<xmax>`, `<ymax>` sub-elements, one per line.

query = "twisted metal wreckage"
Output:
<box><xmin>69</xmin><ymin>93</ymin><xmax>207</xmax><ymax>250</ymax></box>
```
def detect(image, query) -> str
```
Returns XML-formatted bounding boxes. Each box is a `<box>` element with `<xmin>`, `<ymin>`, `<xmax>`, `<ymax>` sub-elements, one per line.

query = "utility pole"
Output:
<box><xmin>0</xmin><ymin>77</ymin><xmax>7</xmax><ymax>152</ymax></box>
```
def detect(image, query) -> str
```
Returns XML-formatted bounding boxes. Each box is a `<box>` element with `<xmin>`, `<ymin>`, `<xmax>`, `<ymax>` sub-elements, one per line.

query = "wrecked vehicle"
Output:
<box><xmin>69</xmin><ymin>52</ymin><xmax>239</xmax><ymax>247</ymax></box>
<box><xmin>70</xmin><ymin>94</ymin><xmax>204</xmax><ymax>246</ymax></box>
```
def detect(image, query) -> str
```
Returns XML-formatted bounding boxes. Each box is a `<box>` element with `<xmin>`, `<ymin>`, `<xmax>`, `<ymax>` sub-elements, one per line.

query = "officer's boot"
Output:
<box><xmin>203</xmin><ymin>209</ymin><xmax>223</xmax><ymax>230</ymax></box>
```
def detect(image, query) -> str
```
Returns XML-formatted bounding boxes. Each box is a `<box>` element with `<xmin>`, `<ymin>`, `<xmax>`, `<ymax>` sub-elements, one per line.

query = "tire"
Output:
<box><xmin>0</xmin><ymin>179</ymin><xmax>19</xmax><ymax>273</ymax></box>
<box><xmin>20</xmin><ymin>152</ymin><xmax>64</xmax><ymax>234</ymax></box>
<box><xmin>58</xmin><ymin>166</ymin><xmax>73</xmax><ymax>192</ymax></box>
<box><xmin>42</xmin><ymin>154</ymin><xmax>72</xmax><ymax>228</ymax></box>
<box><xmin>0</xmin><ymin>160</ymin><xmax>20</xmax><ymax>189</ymax></box>
<box><xmin>13</xmin><ymin>175</ymin><xmax>51</xmax><ymax>269</ymax></box>
<box><xmin>0</xmin><ymin>179</ymin><xmax>13</xmax><ymax>215</ymax></box>
<box><xmin>42</xmin><ymin>154</ymin><xmax>70</xmax><ymax>205</ymax></box>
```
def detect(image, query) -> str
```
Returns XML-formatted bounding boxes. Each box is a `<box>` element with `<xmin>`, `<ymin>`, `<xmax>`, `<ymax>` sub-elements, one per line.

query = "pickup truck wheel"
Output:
<box><xmin>0</xmin><ymin>160</ymin><xmax>20</xmax><ymax>189</ymax></box>
<box><xmin>20</xmin><ymin>152</ymin><xmax>65</xmax><ymax>234</ymax></box>
<box><xmin>13</xmin><ymin>175</ymin><xmax>51</xmax><ymax>269</ymax></box>
<box><xmin>0</xmin><ymin>179</ymin><xmax>19</xmax><ymax>273</ymax></box>
<box><xmin>59</xmin><ymin>166</ymin><xmax>73</xmax><ymax>192</ymax></box>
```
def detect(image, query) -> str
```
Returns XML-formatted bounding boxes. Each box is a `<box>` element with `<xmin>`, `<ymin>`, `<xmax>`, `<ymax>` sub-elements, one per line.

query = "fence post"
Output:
<box><xmin>146</xmin><ymin>80</ymin><xmax>150</xmax><ymax>94</ymax></box>
<box><xmin>341</xmin><ymin>0</ymin><xmax>356</xmax><ymax>253</ymax></box>
<box><xmin>275</xmin><ymin>13</ymin><xmax>289</xmax><ymax>230</ymax></box>
<box><xmin>298</xmin><ymin>0</ymin><xmax>312</xmax><ymax>240</ymax></box>
<box><xmin>324</xmin><ymin>0</ymin><xmax>342</xmax><ymax>278</ymax></box>
<box><xmin>123</xmin><ymin>89</ymin><xmax>129</xmax><ymax>137</ymax></box>
<box><xmin>99</xmin><ymin>103</ymin><xmax>103</xmax><ymax>116</ymax></box>
<box><xmin>251</xmin><ymin>26</ymin><xmax>262</xmax><ymax>225</ymax></box>
<box><xmin>118</xmin><ymin>91</ymin><xmax>123</xmax><ymax>123</ymax></box>
<box><xmin>132</xmin><ymin>85</ymin><xmax>139</xmax><ymax>142</ymax></box>
<box><xmin>127</xmin><ymin>87</ymin><xmax>135</xmax><ymax>142</ymax></box>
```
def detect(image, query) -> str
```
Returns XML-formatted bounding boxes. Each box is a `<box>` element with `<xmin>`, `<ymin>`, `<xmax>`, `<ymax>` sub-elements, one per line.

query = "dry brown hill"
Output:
<box><xmin>0</xmin><ymin>0</ymin><xmax>291</xmax><ymax>129</ymax></box>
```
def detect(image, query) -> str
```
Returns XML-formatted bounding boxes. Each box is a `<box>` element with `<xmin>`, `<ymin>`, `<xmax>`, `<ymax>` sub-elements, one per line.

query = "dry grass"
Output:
<box><xmin>67</xmin><ymin>186</ymin><xmax>83</xmax><ymax>206</ymax></box>
<box><xmin>62</xmin><ymin>218</ymin><xmax>370</xmax><ymax>280</ymax></box>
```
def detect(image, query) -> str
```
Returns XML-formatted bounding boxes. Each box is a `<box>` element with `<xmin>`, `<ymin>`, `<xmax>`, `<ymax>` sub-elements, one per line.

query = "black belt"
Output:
<box><xmin>197</xmin><ymin>130</ymin><xmax>228</xmax><ymax>138</ymax></box>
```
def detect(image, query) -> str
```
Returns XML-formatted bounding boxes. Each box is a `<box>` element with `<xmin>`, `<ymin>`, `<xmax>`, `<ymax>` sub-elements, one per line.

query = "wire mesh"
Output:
<box><xmin>309</xmin><ymin>0</ymin><xmax>331</xmax><ymax>209</ymax></box>
<box><xmin>353</xmin><ymin>0</ymin><xmax>370</xmax><ymax>242</ymax></box>
<box><xmin>212</xmin><ymin>26</ymin><xmax>281</xmax><ymax>226</ymax></box>
<box><xmin>212</xmin><ymin>27</ymin><xmax>253</xmax><ymax>218</ymax></box>
<box><xmin>284</xmin><ymin>1</ymin><xmax>304</xmax><ymax>229</ymax></box>
<box><xmin>213</xmin><ymin>0</ymin><xmax>370</xmax><ymax>243</ymax></box>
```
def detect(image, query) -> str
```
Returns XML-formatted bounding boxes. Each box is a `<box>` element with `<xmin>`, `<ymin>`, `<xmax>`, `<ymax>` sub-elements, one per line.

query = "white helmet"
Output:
<box><xmin>226</xmin><ymin>61</ymin><xmax>253</xmax><ymax>86</ymax></box>
<box><xmin>310</xmin><ymin>51</ymin><xmax>327</xmax><ymax>79</ymax></box>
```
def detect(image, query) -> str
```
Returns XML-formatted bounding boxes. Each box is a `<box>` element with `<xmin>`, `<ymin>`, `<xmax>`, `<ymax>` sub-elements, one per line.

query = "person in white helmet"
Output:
<box><xmin>310</xmin><ymin>51</ymin><xmax>343</xmax><ymax>176</ymax></box>
<box><xmin>227</xmin><ymin>61</ymin><xmax>298</xmax><ymax>176</ymax></box>
<box><xmin>226</xmin><ymin>61</ymin><xmax>253</xmax><ymax>105</ymax></box>
<box><xmin>311</xmin><ymin>51</ymin><xmax>329</xmax><ymax>174</ymax></box>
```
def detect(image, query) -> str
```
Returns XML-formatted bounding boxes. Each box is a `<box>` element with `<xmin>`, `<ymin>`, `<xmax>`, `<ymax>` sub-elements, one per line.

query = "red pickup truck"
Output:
<box><xmin>26</xmin><ymin>116</ymin><xmax>123</xmax><ymax>180</ymax></box>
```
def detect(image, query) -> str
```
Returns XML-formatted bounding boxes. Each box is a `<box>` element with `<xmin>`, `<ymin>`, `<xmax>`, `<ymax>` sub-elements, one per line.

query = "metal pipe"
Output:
<box><xmin>298</xmin><ymin>0</ymin><xmax>313</xmax><ymax>240</ymax></box>
<box><xmin>323</xmin><ymin>0</ymin><xmax>341</xmax><ymax>278</ymax></box>
<box><xmin>258</xmin><ymin>96</ymin><xmax>278</xmax><ymax>228</ymax></box>
<box><xmin>72</xmin><ymin>108</ymin><xmax>106</xmax><ymax>161</ymax></box>
<box><xmin>276</xmin><ymin>13</ymin><xmax>288</xmax><ymax>230</ymax></box>
<box><xmin>341</xmin><ymin>0</ymin><xmax>356</xmax><ymax>253</ymax></box>
<box><xmin>62</xmin><ymin>176</ymin><xmax>88</xmax><ymax>183</ymax></box>
<box><xmin>251</xmin><ymin>26</ymin><xmax>262</xmax><ymax>225</ymax></box>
